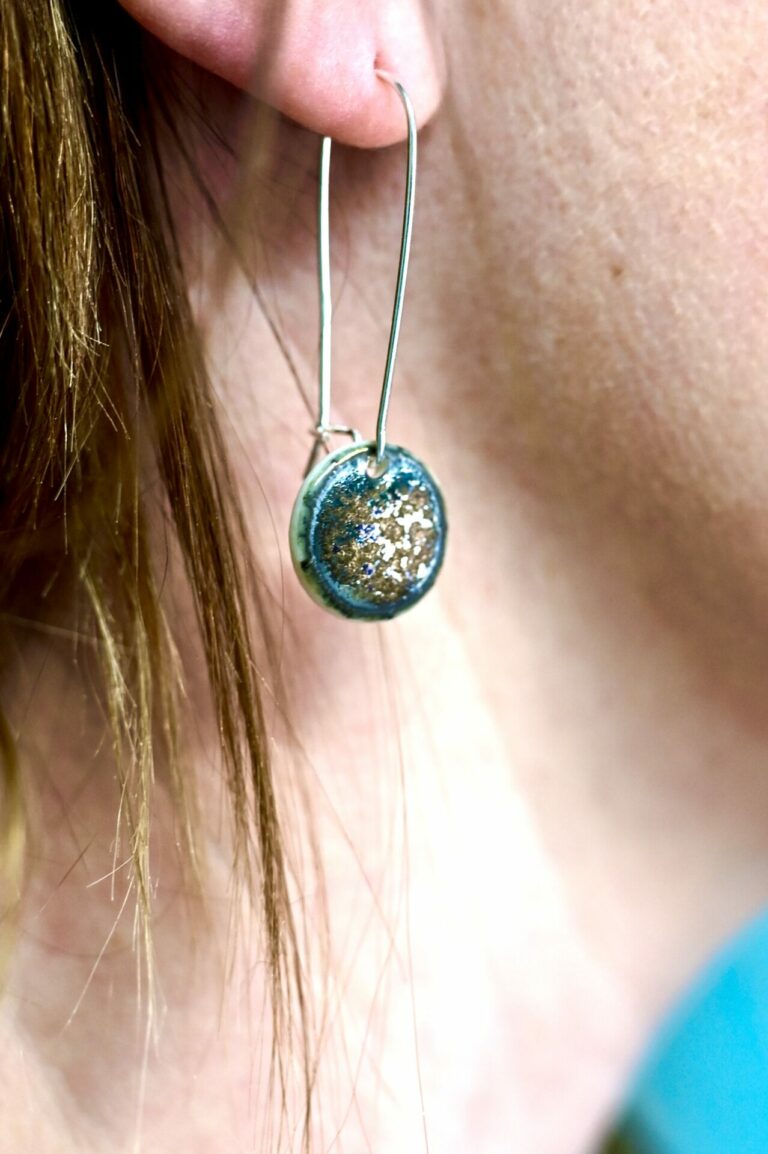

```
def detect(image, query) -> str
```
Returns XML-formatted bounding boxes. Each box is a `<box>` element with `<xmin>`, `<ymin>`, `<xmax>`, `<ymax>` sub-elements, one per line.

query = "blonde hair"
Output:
<box><xmin>0</xmin><ymin>0</ymin><xmax>308</xmax><ymax>1124</ymax></box>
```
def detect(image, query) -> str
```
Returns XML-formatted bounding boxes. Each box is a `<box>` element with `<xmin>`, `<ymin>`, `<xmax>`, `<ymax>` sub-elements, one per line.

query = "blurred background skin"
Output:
<box><xmin>7</xmin><ymin>2</ymin><xmax>768</xmax><ymax>1152</ymax></box>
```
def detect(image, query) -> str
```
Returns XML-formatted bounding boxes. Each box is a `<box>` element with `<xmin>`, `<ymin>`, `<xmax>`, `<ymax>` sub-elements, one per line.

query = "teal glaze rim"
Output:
<box><xmin>289</xmin><ymin>440</ymin><xmax>447</xmax><ymax>621</ymax></box>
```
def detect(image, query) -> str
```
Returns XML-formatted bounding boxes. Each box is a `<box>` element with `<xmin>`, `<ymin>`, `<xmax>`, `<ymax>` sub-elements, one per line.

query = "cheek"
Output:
<box><xmin>447</xmin><ymin>0</ymin><xmax>768</xmax><ymax>679</ymax></box>
<box><xmin>534</xmin><ymin>3</ymin><xmax>768</xmax><ymax>503</ymax></box>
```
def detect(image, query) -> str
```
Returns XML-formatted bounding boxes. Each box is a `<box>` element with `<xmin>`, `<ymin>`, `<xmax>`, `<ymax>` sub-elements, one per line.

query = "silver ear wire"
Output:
<box><xmin>311</xmin><ymin>70</ymin><xmax>417</xmax><ymax>469</ymax></box>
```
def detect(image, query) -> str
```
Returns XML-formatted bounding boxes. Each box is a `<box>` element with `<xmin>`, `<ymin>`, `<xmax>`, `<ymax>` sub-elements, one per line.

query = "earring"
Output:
<box><xmin>289</xmin><ymin>73</ymin><xmax>447</xmax><ymax>621</ymax></box>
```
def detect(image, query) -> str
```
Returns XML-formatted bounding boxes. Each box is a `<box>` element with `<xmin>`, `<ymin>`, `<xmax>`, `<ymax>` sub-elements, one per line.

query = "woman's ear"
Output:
<box><xmin>117</xmin><ymin>0</ymin><xmax>444</xmax><ymax>146</ymax></box>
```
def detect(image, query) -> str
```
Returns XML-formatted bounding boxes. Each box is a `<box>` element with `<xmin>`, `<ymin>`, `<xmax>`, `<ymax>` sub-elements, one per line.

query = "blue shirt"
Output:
<box><xmin>609</xmin><ymin>912</ymin><xmax>768</xmax><ymax>1153</ymax></box>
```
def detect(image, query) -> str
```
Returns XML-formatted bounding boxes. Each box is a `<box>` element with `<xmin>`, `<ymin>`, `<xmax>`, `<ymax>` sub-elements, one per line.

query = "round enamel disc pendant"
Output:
<box><xmin>290</xmin><ymin>442</ymin><xmax>447</xmax><ymax>620</ymax></box>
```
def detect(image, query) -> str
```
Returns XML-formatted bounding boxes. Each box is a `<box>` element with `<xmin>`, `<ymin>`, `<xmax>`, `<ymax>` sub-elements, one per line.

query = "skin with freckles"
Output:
<box><xmin>8</xmin><ymin>2</ymin><xmax>768</xmax><ymax>1152</ymax></box>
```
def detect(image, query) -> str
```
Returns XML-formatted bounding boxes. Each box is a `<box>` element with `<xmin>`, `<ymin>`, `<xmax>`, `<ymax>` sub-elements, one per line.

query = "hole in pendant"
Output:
<box><xmin>366</xmin><ymin>453</ymin><xmax>390</xmax><ymax>479</ymax></box>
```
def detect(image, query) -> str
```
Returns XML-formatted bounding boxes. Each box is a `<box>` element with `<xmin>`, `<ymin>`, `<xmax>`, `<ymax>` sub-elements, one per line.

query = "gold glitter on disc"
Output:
<box><xmin>290</xmin><ymin>441</ymin><xmax>446</xmax><ymax>620</ymax></box>
<box><xmin>316</xmin><ymin>472</ymin><xmax>441</xmax><ymax>603</ymax></box>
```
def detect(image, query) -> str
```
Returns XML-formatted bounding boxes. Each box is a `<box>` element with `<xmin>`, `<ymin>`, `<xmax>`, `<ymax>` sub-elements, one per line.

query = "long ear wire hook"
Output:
<box><xmin>316</xmin><ymin>133</ymin><xmax>333</xmax><ymax>444</ymax></box>
<box><xmin>310</xmin><ymin>70</ymin><xmax>417</xmax><ymax>471</ymax></box>
<box><xmin>372</xmin><ymin>70</ymin><xmax>418</xmax><ymax>463</ymax></box>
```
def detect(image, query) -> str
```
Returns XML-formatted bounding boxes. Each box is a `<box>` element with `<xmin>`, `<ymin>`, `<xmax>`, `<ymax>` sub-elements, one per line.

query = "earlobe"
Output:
<box><xmin>117</xmin><ymin>0</ymin><xmax>445</xmax><ymax>147</ymax></box>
